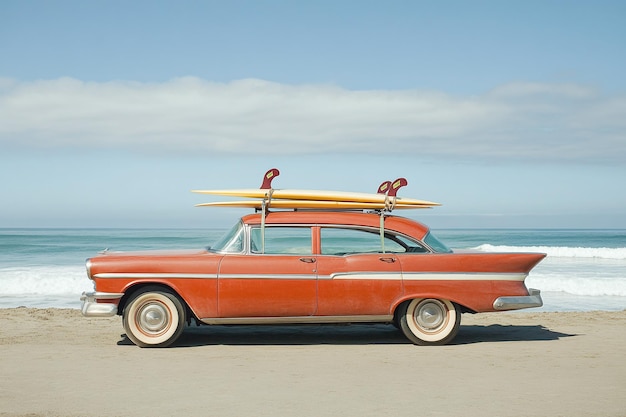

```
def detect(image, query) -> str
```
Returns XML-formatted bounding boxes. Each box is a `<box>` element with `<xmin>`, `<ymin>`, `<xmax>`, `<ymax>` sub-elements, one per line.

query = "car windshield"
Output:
<box><xmin>210</xmin><ymin>221</ymin><xmax>245</xmax><ymax>253</ymax></box>
<box><xmin>423</xmin><ymin>231</ymin><xmax>452</xmax><ymax>253</ymax></box>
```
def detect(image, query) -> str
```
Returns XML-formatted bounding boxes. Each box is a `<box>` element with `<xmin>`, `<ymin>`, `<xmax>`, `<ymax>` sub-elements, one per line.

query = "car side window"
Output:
<box><xmin>250</xmin><ymin>227</ymin><xmax>312</xmax><ymax>255</ymax></box>
<box><xmin>320</xmin><ymin>227</ymin><xmax>410</xmax><ymax>255</ymax></box>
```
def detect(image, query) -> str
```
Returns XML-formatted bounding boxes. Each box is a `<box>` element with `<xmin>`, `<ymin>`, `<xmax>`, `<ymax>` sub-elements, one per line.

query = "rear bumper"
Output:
<box><xmin>80</xmin><ymin>291</ymin><xmax>124</xmax><ymax>317</ymax></box>
<box><xmin>493</xmin><ymin>288</ymin><xmax>543</xmax><ymax>311</ymax></box>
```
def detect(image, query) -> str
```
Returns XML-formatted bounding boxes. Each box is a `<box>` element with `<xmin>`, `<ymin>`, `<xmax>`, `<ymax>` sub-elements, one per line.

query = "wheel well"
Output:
<box><xmin>393</xmin><ymin>299</ymin><xmax>409</xmax><ymax>324</ymax></box>
<box><xmin>118</xmin><ymin>283</ymin><xmax>197</xmax><ymax>323</ymax></box>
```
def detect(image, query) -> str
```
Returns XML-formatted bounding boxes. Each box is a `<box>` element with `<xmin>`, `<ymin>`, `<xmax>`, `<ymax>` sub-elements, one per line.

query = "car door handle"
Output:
<box><xmin>379</xmin><ymin>257</ymin><xmax>396</xmax><ymax>263</ymax></box>
<box><xmin>299</xmin><ymin>257</ymin><xmax>316</xmax><ymax>263</ymax></box>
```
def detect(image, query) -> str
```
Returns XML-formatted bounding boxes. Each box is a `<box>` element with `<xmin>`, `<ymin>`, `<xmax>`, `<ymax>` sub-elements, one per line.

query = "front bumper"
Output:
<box><xmin>493</xmin><ymin>288</ymin><xmax>543</xmax><ymax>311</ymax></box>
<box><xmin>80</xmin><ymin>291</ymin><xmax>124</xmax><ymax>317</ymax></box>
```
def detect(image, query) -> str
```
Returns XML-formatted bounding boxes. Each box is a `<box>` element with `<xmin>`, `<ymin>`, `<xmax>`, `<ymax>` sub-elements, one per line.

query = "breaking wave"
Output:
<box><xmin>475</xmin><ymin>244</ymin><xmax>626</xmax><ymax>260</ymax></box>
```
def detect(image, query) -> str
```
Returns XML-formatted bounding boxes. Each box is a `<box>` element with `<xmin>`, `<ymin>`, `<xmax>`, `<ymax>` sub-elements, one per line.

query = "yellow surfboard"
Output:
<box><xmin>191</xmin><ymin>189</ymin><xmax>440</xmax><ymax>207</ymax></box>
<box><xmin>195</xmin><ymin>200</ymin><xmax>436</xmax><ymax>210</ymax></box>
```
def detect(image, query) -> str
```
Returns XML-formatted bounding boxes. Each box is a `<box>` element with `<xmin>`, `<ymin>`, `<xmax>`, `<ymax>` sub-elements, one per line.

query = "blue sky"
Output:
<box><xmin>1</xmin><ymin>0</ymin><xmax>625</xmax><ymax>229</ymax></box>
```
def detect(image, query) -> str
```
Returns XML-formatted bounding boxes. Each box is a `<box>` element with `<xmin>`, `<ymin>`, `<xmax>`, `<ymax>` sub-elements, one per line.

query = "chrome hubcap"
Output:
<box><xmin>139</xmin><ymin>303</ymin><xmax>169</xmax><ymax>333</ymax></box>
<box><xmin>415</xmin><ymin>300</ymin><xmax>446</xmax><ymax>330</ymax></box>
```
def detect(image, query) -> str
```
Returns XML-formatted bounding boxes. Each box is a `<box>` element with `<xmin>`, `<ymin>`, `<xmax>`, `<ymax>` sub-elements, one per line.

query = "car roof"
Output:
<box><xmin>240</xmin><ymin>211</ymin><xmax>430</xmax><ymax>239</ymax></box>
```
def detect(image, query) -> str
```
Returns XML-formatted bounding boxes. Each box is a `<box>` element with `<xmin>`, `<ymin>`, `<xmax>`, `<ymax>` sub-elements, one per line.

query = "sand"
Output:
<box><xmin>0</xmin><ymin>308</ymin><xmax>625</xmax><ymax>417</ymax></box>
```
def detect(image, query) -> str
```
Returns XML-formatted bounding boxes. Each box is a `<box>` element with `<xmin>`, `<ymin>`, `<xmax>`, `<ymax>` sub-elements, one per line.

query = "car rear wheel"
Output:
<box><xmin>123</xmin><ymin>289</ymin><xmax>186</xmax><ymax>348</ymax></box>
<box><xmin>398</xmin><ymin>298</ymin><xmax>461</xmax><ymax>345</ymax></box>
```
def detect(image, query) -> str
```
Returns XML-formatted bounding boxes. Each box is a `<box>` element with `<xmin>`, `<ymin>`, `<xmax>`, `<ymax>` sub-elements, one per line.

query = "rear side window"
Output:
<box><xmin>424</xmin><ymin>232</ymin><xmax>452</xmax><ymax>253</ymax></box>
<box><xmin>320</xmin><ymin>228</ymin><xmax>409</xmax><ymax>255</ymax></box>
<box><xmin>250</xmin><ymin>227</ymin><xmax>312</xmax><ymax>255</ymax></box>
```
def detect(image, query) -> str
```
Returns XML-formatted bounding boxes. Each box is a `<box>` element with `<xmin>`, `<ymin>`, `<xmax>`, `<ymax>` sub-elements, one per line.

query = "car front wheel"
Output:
<box><xmin>398</xmin><ymin>298</ymin><xmax>461</xmax><ymax>345</ymax></box>
<box><xmin>123</xmin><ymin>289</ymin><xmax>186</xmax><ymax>348</ymax></box>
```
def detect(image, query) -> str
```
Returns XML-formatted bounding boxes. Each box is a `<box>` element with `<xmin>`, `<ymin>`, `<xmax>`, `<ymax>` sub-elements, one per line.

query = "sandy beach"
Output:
<box><xmin>1</xmin><ymin>308</ymin><xmax>624</xmax><ymax>417</ymax></box>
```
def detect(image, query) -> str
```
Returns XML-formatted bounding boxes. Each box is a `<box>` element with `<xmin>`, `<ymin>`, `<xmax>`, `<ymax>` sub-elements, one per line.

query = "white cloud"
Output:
<box><xmin>1</xmin><ymin>77</ymin><xmax>624</xmax><ymax>163</ymax></box>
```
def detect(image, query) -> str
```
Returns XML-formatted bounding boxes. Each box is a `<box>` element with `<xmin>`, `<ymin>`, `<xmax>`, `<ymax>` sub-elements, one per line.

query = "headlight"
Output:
<box><xmin>85</xmin><ymin>258</ymin><xmax>94</xmax><ymax>281</ymax></box>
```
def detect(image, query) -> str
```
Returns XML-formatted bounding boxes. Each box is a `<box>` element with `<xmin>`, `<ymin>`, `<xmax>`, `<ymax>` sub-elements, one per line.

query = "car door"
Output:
<box><xmin>217</xmin><ymin>225</ymin><xmax>317</xmax><ymax>317</ymax></box>
<box><xmin>315</xmin><ymin>227</ymin><xmax>403</xmax><ymax>317</ymax></box>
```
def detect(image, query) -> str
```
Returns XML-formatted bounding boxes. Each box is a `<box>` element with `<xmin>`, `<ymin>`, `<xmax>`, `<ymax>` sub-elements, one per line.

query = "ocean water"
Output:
<box><xmin>0</xmin><ymin>228</ymin><xmax>624</xmax><ymax>312</ymax></box>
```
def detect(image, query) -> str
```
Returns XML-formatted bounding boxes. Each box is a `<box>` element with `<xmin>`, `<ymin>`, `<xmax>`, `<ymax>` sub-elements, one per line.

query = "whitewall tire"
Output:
<box><xmin>123</xmin><ymin>289</ymin><xmax>186</xmax><ymax>348</ymax></box>
<box><xmin>398</xmin><ymin>298</ymin><xmax>461</xmax><ymax>345</ymax></box>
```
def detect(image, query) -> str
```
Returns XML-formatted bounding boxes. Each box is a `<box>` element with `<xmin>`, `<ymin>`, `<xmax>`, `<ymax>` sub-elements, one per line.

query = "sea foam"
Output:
<box><xmin>0</xmin><ymin>265</ymin><xmax>91</xmax><ymax>296</ymax></box>
<box><xmin>475</xmin><ymin>244</ymin><xmax>626</xmax><ymax>260</ymax></box>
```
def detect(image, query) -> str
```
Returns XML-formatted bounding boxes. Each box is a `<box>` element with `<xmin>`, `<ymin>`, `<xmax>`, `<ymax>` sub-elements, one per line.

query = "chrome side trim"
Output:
<box><xmin>93</xmin><ymin>272</ymin><xmax>527</xmax><ymax>281</ymax></box>
<box><xmin>199</xmin><ymin>315</ymin><xmax>393</xmax><ymax>325</ymax></box>
<box><xmin>93</xmin><ymin>273</ymin><xmax>218</xmax><ymax>279</ymax></box>
<box><xmin>80</xmin><ymin>291</ymin><xmax>124</xmax><ymax>317</ymax></box>
<box><xmin>493</xmin><ymin>288</ymin><xmax>543</xmax><ymax>310</ymax></box>
<box><xmin>324</xmin><ymin>272</ymin><xmax>527</xmax><ymax>281</ymax></box>
<box><xmin>402</xmin><ymin>272</ymin><xmax>528</xmax><ymax>281</ymax></box>
<box><xmin>93</xmin><ymin>273</ymin><xmax>313</xmax><ymax>280</ymax></box>
<box><xmin>217</xmin><ymin>274</ymin><xmax>314</xmax><ymax>280</ymax></box>
<box><xmin>326</xmin><ymin>272</ymin><xmax>401</xmax><ymax>280</ymax></box>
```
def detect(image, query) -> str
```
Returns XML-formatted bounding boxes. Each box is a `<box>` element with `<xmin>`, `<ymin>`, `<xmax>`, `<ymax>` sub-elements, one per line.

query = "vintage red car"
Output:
<box><xmin>81</xmin><ymin>210</ymin><xmax>545</xmax><ymax>347</ymax></box>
